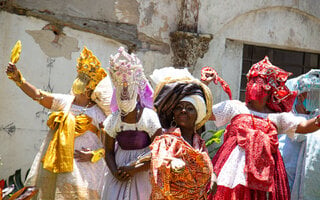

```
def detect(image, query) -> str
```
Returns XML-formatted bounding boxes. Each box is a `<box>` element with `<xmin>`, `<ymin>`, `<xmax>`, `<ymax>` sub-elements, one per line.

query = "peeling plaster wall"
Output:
<box><xmin>197</xmin><ymin>0</ymin><xmax>320</xmax><ymax>102</ymax></box>
<box><xmin>0</xmin><ymin>11</ymin><xmax>124</xmax><ymax>177</ymax></box>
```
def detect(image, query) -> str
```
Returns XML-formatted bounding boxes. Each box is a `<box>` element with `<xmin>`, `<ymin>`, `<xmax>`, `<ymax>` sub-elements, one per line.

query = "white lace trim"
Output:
<box><xmin>217</xmin><ymin>145</ymin><xmax>247</xmax><ymax>188</ymax></box>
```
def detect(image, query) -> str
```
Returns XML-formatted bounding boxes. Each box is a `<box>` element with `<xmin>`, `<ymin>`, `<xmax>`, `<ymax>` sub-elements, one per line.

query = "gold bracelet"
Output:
<box><xmin>15</xmin><ymin>77</ymin><xmax>26</xmax><ymax>87</ymax></box>
<box><xmin>34</xmin><ymin>89</ymin><xmax>45</xmax><ymax>102</ymax></box>
<box><xmin>91</xmin><ymin>148</ymin><xmax>105</xmax><ymax>163</ymax></box>
<box><xmin>13</xmin><ymin>70</ymin><xmax>26</xmax><ymax>87</ymax></box>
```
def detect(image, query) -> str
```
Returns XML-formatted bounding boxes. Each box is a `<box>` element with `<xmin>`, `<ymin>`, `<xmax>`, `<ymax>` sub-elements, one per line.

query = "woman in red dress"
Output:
<box><xmin>203</xmin><ymin>57</ymin><xmax>320</xmax><ymax>200</ymax></box>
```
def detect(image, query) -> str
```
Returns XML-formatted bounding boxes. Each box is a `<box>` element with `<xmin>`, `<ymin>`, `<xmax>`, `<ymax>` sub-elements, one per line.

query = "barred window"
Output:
<box><xmin>240</xmin><ymin>44</ymin><xmax>320</xmax><ymax>101</ymax></box>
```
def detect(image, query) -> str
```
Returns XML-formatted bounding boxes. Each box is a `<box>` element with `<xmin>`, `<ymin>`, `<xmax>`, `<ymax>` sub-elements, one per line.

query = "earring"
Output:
<box><xmin>170</xmin><ymin>117</ymin><xmax>177</xmax><ymax>128</ymax></box>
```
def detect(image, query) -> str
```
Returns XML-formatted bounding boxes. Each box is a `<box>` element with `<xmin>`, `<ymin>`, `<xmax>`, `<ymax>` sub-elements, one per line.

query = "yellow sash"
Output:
<box><xmin>42</xmin><ymin>111</ymin><xmax>99</xmax><ymax>173</ymax></box>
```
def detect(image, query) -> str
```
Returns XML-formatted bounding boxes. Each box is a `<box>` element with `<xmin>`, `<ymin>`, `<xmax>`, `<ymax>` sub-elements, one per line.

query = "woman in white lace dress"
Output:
<box><xmin>278</xmin><ymin>70</ymin><xmax>320</xmax><ymax>199</ymax></box>
<box><xmin>202</xmin><ymin>57</ymin><xmax>320</xmax><ymax>200</ymax></box>
<box><xmin>5</xmin><ymin>47</ymin><xmax>111</xmax><ymax>199</ymax></box>
<box><xmin>102</xmin><ymin>47</ymin><xmax>162</xmax><ymax>200</ymax></box>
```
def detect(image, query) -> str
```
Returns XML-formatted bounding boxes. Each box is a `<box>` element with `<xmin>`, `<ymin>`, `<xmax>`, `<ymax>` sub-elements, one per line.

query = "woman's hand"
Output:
<box><xmin>118</xmin><ymin>165</ymin><xmax>139</xmax><ymax>177</ymax></box>
<box><xmin>112</xmin><ymin>168</ymin><xmax>131</xmax><ymax>181</ymax></box>
<box><xmin>74</xmin><ymin>148</ymin><xmax>93</xmax><ymax>162</ymax></box>
<box><xmin>207</xmin><ymin>172</ymin><xmax>217</xmax><ymax>195</ymax></box>
<box><xmin>6</xmin><ymin>63</ymin><xmax>21</xmax><ymax>82</ymax></box>
<box><xmin>170</xmin><ymin>158</ymin><xmax>185</xmax><ymax>173</ymax></box>
<box><xmin>201</xmin><ymin>67</ymin><xmax>218</xmax><ymax>86</ymax></box>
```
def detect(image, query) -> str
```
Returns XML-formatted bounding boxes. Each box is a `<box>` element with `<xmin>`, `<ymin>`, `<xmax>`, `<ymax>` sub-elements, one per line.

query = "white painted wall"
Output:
<box><xmin>0</xmin><ymin>11</ymin><xmax>123</xmax><ymax>178</ymax></box>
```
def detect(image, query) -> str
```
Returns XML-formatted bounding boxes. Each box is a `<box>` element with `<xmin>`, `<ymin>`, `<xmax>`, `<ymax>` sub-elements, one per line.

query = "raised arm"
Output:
<box><xmin>6</xmin><ymin>63</ymin><xmax>54</xmax><ymax>109</ymax></box>
<box><xmin>296</xmin><ymin>115</ymin><xmax>320</xmax><ymax>134</ymax></box>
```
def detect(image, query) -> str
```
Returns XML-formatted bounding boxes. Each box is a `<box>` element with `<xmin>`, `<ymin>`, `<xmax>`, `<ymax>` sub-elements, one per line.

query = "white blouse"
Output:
<box><xmin>103</xmin><ymin>107</ymin><xmax>161</xmax><ymax>138</ymax></box>
<box><xmin>212</xmin><ymin>100</ymin><xmax>306</xmax><ymax>138</ymax></box>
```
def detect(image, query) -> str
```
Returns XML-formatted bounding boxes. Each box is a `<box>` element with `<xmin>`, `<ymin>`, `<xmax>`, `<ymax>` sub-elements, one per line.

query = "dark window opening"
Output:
<box><xmin>240</xmin><ymin>44</ymin><xmax>320</xmax><ymax>101</ymax></box>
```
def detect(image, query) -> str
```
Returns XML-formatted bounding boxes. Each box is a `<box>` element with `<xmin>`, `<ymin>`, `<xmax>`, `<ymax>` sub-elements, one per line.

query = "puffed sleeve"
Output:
<box><xmin>91</xmin><ymin>106</ymin><xmax>107</xmax><ymax>128</ymax></box>
<box><xmin>143</xmin><ymin>108</ymin><xmax>162</xmax><ymax>137</ymax></box>
<box><xmin>212</xmin><ymin>100</ymin><xmax>246</xmax><ymax>127</ymax></box>
<box><xmin>50</xmin><ymin>93</ymin><xmax>75</xmax><ymax>111</ymax></box>
<box><xmin>269</xmin><ymin>112</ymin><xmax>306</xmax><ymax>139</ymax></box>
<box><xmin>103</xmin><ymin>111</ymin><xmax>119</xmax><ymax>138</ymax></box>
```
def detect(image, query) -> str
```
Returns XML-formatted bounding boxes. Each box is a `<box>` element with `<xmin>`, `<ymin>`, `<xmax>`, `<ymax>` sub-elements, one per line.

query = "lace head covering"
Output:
<box><xmin>286</xmin><ymin>69</ymin><xmax>320</xmax><ymax>116</ymax></box>
<box><xmin>245</xmin><ymin>56</ymin><xmax>297</xmax><ymax>112</ymax></box>
<box><xmin>109</xmin><ymin>47</ymin><xmax>153</xmax><ymax>115</ymax></box>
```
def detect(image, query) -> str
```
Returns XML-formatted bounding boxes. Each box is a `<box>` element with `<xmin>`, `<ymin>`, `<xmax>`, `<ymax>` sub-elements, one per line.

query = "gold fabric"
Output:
<box><xmin>91</xmin><ymin>148</ymin><xmax>105</xmax><ymax>163</ymax></box>
<box><xmin>10</xmin><ymin>40</ymin><xmax>22</xmax><ymax>64</ymax></box>
<box><xmin>42</xmin><ymin>111</ymin><xmax>98</xmax><ymax>173</ymax></box>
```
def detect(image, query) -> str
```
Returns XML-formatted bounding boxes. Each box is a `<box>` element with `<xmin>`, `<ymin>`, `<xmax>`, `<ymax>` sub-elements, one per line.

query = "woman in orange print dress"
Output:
<box><xmin>149</xmin><ymin>67</ymin><xmax>217</xmax><ymax>200</ymax></box>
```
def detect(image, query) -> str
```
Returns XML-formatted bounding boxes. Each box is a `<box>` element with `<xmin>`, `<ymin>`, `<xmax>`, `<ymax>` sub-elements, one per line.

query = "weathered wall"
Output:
<box><xmin>197</xmin><ymin>0</ymin><xmax>320</xmax><ymax>102</ymax></box>
<box><xmin>0</xmin><ymin>11</ymin><xmax>125</xmax><ymax>178</ymax></box>
<box><xmin>0</xmin><ymin>0</ymin><xmax>179</xmax><ymax>178</ymax></box>
<box><xmin>1</xmin><ymin>0</ymin><xmax>320</xmax><ymax>177</ymax></box>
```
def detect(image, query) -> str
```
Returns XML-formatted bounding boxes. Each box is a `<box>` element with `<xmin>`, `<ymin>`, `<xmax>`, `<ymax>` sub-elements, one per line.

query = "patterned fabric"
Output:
<box><xmin>150</xmin><ymin>128</ymin><xmax>213</xmax><ymax>200</ymax></box>
<box><xmin>210</xmin><ymin>114</ymin><xmax>289</xmax><ymax>200</ymax></box>
<box><xmin>227</xmin><ymin>114</ymin><xmax>279</xmax><ymax>192</ymax></box>
<box><xmin>286</xmin><ymin>69</ymin><xmax>320</xmax><ymax>114</ymax></box>
<box><xmin>208</xmin><ymin>100</ymin><xmax>308</xmax><ymax>200</ymax></box>
<box><xmin>201</xmin><ymin>66</ymin><xmax>232</xmax><ymax>100</ymax></box>
<box><xmin>245</xmin><ymin>56</ymin><xmax>297</xmax><ymax>112</ymax></box>
<box><xmin>212</xmin><ymin>100</ymin><xmax>305</xmax><ymax>137</ymax></box>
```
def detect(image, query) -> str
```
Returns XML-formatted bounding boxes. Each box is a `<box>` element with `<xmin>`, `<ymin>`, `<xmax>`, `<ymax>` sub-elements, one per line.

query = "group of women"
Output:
<box><xmin>4</xmin><ymin>46</ymin><xmax>320</xmax><ymax>200</ymax></box>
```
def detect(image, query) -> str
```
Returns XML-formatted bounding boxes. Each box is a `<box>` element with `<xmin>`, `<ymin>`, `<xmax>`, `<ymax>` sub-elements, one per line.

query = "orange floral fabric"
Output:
<box><xmin>150</xmin><ymin>128</ymin><xmax>213</xmax><ymax>200</ymax></box>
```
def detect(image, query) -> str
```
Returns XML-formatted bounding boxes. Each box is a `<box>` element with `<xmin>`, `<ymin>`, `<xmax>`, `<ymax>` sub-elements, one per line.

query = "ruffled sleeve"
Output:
<box><xmin>140</xmin><ymin>108</ymin><xmax>161</xmax><ymax>137</ymax></box>
<box><xmin>103</xmin><ymin>111</ymin><xmax>119</xmax><ymax>138</ymax></box>
<box><xmin>268</xmin><ymin>112</ymin><xmax>306</xmax><ymax>139</ymax></box>
<box><xmin>212</xmin><ymin>100</ymin><xmax>247</xmax><ymax>127</ymax></box>
<box><xmin>51</xmin><ymin>93</ymin><xmax>75</xmax><ymax>111</ymax></box>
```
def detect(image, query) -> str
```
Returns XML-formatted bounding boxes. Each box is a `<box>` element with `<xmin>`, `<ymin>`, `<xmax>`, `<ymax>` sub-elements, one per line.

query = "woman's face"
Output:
<box><xmin>173</xmin><ymin>101</ymin><xmax>197</xmax><ymax>129</ymax></box>
<box><xmin>295</xmin><ymin>92</ymin><xmax>309</xmax><ymax>114</ymax></box>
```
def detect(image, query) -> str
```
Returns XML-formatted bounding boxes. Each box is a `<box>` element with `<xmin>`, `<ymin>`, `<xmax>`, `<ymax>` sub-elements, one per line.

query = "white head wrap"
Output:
<box><xmin>180</xmin><ymin>95</ymin><xmax>206</xmax><ymax>125</ymax></box>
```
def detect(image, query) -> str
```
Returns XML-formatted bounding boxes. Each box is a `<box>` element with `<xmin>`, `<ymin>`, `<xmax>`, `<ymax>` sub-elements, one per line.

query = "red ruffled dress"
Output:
<box><xmin>208</xmin><ymin>100</ymin><xmax>306</xmax><ymax>200</ymax></box>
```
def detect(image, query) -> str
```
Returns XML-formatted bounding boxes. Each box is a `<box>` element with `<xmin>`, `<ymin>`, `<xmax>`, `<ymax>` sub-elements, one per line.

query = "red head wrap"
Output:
<box><xmin>245</xmin><ymin>56</ymin><xmax>297</xmax><ymax>112</ymax></box>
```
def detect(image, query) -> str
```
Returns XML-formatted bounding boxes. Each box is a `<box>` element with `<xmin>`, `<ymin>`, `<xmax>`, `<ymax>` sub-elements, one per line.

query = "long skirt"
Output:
<box><xmin>208</xmin><ymin>143</ymin><xmax>290</xmax><ymax>200</ymax></box>
<box><xmin>25</xmin><ymin>130</ymin><xmax>107</xmax><ymax>200</ymax></box>
<box><xmin>102</xmin><ymin>146</ymin><xmax>152</xmax><ymax>200</ymax></box>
